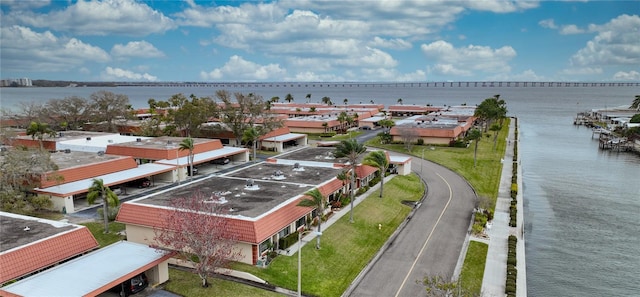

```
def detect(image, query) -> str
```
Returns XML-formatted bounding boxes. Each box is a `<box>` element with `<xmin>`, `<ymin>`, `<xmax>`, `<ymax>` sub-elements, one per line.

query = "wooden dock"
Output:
<box><xmin>598</xmin><ymin>133</ymin><xmax>633</xmax><ymax>152</ymax></box>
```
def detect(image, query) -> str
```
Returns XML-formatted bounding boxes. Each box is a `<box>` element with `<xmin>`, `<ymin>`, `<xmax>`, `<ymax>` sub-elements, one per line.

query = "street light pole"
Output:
<box><xmin>298</xmin><ymin>230</ymin><xmax>322</xmax><ymax>297</ymax></box>
<box><xmin>420</xmin><ymin>147</ymin><xmax>426</xmax><ymax>176</ymax></box>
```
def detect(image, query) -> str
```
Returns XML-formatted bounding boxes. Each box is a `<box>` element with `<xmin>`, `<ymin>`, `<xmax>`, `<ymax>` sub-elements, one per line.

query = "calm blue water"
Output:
<box><xmin>2</xmin><ymin>84</ymin><xmax>639</xmax><ymax>296</ymax></box>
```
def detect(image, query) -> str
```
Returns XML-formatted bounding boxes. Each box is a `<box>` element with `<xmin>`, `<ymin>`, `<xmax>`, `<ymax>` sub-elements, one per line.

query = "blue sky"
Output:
<box><xmin>1</xmin><ymin>0</ymin><xmax>638</xmax><ymax>82</ymax></box>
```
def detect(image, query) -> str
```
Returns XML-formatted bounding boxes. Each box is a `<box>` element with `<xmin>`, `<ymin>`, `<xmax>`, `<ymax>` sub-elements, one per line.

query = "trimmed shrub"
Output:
<box><xmin>278</xmin><ymin>231</ymin><xmax>299</xmax><ymax>250</ymax></box>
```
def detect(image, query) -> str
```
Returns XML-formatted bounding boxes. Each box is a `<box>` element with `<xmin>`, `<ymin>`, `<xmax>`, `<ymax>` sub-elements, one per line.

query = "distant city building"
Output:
<box><xmin>1</xmin><ymin>78</ymin><xmax>32</xmax><ymax>87</ymax></box>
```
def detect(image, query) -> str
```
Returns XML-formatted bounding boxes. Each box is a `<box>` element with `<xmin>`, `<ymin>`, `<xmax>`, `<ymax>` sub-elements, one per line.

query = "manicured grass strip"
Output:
<box><xmin>164</xmin><ymin>268</ymin><xmax>282</xmax><ymax>297</ymax></box>
<box><xmin>235</xmin><ymin>174</ymin><xmax>424</xmax><ymax>297</ymax></box>
<box><xmin>81</xmin><ymin>222</ymin><xmax>126</xmax><ymax>247</ymax></box>
<box><xmin>459</xmin><ymin>241</ymin><xmax>489</xmax><ymax>295</ymax></box>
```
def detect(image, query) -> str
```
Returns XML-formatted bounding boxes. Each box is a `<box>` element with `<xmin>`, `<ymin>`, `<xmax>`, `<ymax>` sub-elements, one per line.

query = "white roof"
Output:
<box><xmin>361</xmin><ymin>116</ymin><xmax>386</xmax><ymax>122</ymax></box>
<box><xmin>262</xmin><ymin>133</ymin><xmax>306</xmax><ymax>142</ymax></box>
<box><xmin>57</xmin><ymin>134</ymin><xmax>152</xmax><ymax>153</ymax></box>
<box><xmin>1</xmin><ymin>241</ymin><xmax>170</xmax><ymax>297</ymax></box>
<box><xmin>389</xmin><ymin>155</ymin><xmax>412</xmax><ymax>164</ymax></box>
<box><xmin>156</xmin><ymin>146</ymin><xmax>248</xmax><ymax>166</ymax></box>
<box><xmin>34</xmin><ymin>163</ymin><xmax>174</xmax><ymax>196</ymax></box>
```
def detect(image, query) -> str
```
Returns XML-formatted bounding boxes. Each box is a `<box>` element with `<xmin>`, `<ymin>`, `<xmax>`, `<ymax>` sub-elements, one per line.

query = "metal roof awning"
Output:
<box><xmin>262</xmin><ymin>133</ymin><xmax>306</xmax><ymax>142</ymax></box>
<box><xmin>155</xmin><ymin>146</ymin><xmax>248</xmax><ymax>166</ymax></box>
<box><xmin>0</xmin><ymin>241</ymin><xmax>173</xmax><ymax>297</ymax></box>
<box><xmin>34</xmin><ymin>163</ymin><xmax>175</xmax><ymax>196</ymax></box>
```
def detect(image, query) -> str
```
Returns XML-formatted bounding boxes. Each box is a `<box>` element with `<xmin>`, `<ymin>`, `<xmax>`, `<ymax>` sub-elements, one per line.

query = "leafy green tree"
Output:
<box><xmin>363</xmin><ymin>150</ymin><xmax>389</xmax><ymax>198</ymax></box>
<box><xmin>270</xmin><ymin>96</ymin><xmax>280</xmax><ymax>103</ymax></box>
<box><xmin>397</xmin><ymin>98</ymin><xmax>403</xmax><ymax>105</ymax></box>
<box><xmin>89</xmin><ymin>91</ymin><xmax>134</xmax><ymax>133</ymax></box>
<box><xmin>322</xmin><ymin>122</ymin><xmax>329</xmax><ymax>133</ymax></box>
<box><xmin>179</xmin><ymin>137</ymin><xmax>195</xmax><ymax>180</ymax></box>
<box><xmin>322</xmin><ymin>96</ymin><xmax>332</xmax><ymax>105</ymax></box>
<box><xmin>0</xmin><ymin>148</ymin><xmax>57</xmax><ymax>214</ymax></box>
<box><xmin>630</xmin><ymin>114</ymin><xmax>640</xmax><ymax>123</ymax></box>
<box><xmin>379</xmin><ymin>119</ymin><xmax>395</xmax><ymax>132</ymax></box>
<box><xmin>334</xmin><ymin>139</ymin><xmax>366</xmax><ymax>223</ymax></box>
<box><xmin>45</xmin><ymin>96</ymin><xmax>91</xmax><ymax>130</ymax></box>
<box><xmin>26</xmin><ymin>121</ymin><xmax>55</xmax><ymax>150</ymax></box>
<box><xmin>466</xmin><ymin>129</ymin><xmax>482</xmax><ymax>167</ymax></box>
<box><xmin>213</xmin><ymin>91</ymin><xmax>282</xmax><ymax>146</ymax></box>
<box><xmin>87</xmin><ymin>178</ymin><xmax>119</xmax><ymax>233</ymax></box>
<box><xmin>343</xmin><ymin>98</ymin><xmax>349</xmax><ymax>105</ymax></box>
<box><xmin>297</xmin><ymin>188</ymin><xmax>326</xmax><ymax>249</ymax></box>
<box><xmin>630</xmin><ymin>95</ymin><xmax>640</xmax><ymax>111</ymax></box>
<box><xmin>161</xmin><ymin>93</ymin><xmax>216</xmax><ymax>137</ymax></box>
<box><xmin>337</xmin><ymin>111</ymin><xmax>350</xmax><ymax>133</ymax></box>
<box><xmin>474</xmin><ymin>95</ymin><xmax>507</xmax><ymax>132</ymax></box>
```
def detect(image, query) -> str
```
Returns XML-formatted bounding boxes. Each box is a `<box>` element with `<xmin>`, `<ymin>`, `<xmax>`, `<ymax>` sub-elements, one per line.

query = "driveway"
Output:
<box><xmin>348</xmin><ymin>153</ymin><xmax>476</xmax><ymax>297</ymax></box>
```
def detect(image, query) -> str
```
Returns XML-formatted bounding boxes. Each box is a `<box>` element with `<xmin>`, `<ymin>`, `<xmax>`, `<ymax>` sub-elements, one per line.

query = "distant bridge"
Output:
<box><xmin>116</xmin><ymin>81</ymin><xmax>640</xmax><ymax>88</ymax></box>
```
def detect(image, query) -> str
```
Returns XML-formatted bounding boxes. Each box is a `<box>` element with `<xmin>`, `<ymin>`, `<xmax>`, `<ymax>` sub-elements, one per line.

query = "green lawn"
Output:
<box><xmin>82</xmin><ymin>221</ymin><xmax>126</xmax><ymax>247</ymax></box>
<box><xmin>459</xmin><ymin>241</ymin><xmax>489</xmax><ymax>294</ymax></box>
<box><xmin>163</xmin><ymin>268</ymin><xmax>282</xmax><ymax>297</ymax></box>
<box><xmin>234</xmin><ymin>174</ymin><xmax>424</xmax><ymax>296</ymax></box>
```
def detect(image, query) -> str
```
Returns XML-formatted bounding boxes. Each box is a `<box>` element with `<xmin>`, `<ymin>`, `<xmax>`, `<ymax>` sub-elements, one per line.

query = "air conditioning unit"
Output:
<box><xmin>86</xmin><ymin>137</ymin><xmax>91</xmax><ymax>141</ymax></box>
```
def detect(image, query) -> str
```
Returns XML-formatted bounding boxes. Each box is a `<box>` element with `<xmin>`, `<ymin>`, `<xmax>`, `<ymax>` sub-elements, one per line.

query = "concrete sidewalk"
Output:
<box><xmin>477</xmin><ymin>118</ymin><xmax>527</xmax><ymax>296</ymax></box>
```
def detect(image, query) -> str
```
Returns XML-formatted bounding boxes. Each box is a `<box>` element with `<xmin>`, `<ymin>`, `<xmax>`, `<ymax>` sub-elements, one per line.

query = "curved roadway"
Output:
<box><xmin>349</xmin><ymin>151</ymin><xmax>477</xmax><ymax>297</ymax></box>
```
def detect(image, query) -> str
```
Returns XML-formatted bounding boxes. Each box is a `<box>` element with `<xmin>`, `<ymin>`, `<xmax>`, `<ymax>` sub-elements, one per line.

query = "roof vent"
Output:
<box><xmin>136</xmin><ymin>138</ymin><xmax>142</xmax><ymax>142</ymax></box>
<box><xmin>97</xmin><ymin>151</ymin><xmax>105</xmax><ymax>156</ymax></box>
<box><xmin>107</xmin><ymin>139</ymin><xmax>113</xmax><ymax>143</ymax></box>
<box><xmin>64</xmin><ymin>149</ymin><xmax>71</xmax><ymax>153</ymax></box>
<box><xmin>86</xmin><ymin>137</ymin><xmax>91</xmax><ymax>141</ymax></box>
<box><xmin>59</xmin><ymin>132</ymin><xmax>64</xmax><ymax>137</ymax></box>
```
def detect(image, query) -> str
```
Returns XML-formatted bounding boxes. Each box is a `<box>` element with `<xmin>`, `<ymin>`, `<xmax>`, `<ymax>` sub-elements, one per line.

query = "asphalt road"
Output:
<box><xmin>348</xmin><ymin>152</ymin><xmax>476</xmax><ymax>297</ymax></box>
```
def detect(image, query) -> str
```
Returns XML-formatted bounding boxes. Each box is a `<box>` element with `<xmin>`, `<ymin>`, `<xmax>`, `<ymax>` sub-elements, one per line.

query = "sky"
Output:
<box><xmin>0</xmin><ymin>0</ymin><xmax>639</xmax><ymax>83</ymax></box>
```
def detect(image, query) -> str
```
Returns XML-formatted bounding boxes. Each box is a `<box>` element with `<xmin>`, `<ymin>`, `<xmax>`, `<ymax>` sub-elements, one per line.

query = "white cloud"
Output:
<box><xmin>101</xmin><ymin>66</ymin><xmax>157</xmax><ymax>81</ymax></box>
<box><xmin>612</xmin><ymin>70</ymin><xmax>640</xmax><ymax>81</ymax></box>
<box><xmin>465</xmin><ymin>0</ymin><xmax>539</xmax><ymax>13</ymax></box>
<box><xmin>559</xmin><ymin>67</ymin><xmax>603</xmax><ymax>75</ymax></box>
<box><xmin>421</xmin><ymin>40</ymin><xmax>516</xmax><ymax>76</ymax></box>
<box><xmin>559</xmin><ymin>24</ymin><xmax>585</xmax><ymax>35</ymax></box>
<box><xmin>10</xmin><ymin>0</ymin><xmax>175</xmax><ymax>36</ymax></box>
<box><xmin>0</xmin><ymin>25</ymin><xmax>109</xmax><ymax>73</ymax></box>
<box><xmin>570</xmin><ymin>14</ymin><xmax>640</xmax><ymax>67</ymax></box>
<box><xmin>539</xmin><ymin>19</ymin><xmax>557</xmax><ymax>29</ymax></box>
<box><xmin>111</xmin><ymin>41</ymin><xmax>165</xmax><ymax>58</ymax></box>
<box><xmin>369</xmin><ymin>37</ymin><xmax>412</xmax><ymax>50</ymax></box>
<box><xmin>200</xmin><ymin>55</ymin><xmax>286</xmax><ymax>81</ymax></box>
<box><xmin>0</xmin><ymin>0</ymin><xmax>50</xmax><ymax>10</ymax></box>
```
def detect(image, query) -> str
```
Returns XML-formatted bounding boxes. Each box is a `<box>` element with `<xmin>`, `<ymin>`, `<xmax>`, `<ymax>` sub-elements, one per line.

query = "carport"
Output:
<box><xmin>0</xmin><ymin>241</ymin><xmax>173</xmax><ymax>297</ymax></box>
<box><xmin>261</xmin><ymin>133</ymin><xmax>308</xmax><ymax>152</ymax></box>
<box><xmin>34</xmin><ymin>163</ymin><xmax>176</xmax><ymax>213</ymax></box>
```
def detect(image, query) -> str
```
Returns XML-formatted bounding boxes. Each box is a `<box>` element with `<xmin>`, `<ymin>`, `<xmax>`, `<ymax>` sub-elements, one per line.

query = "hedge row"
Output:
<box><xmin>505</xmin><ymin>235</ymin><xmax>518</xmax><ymax>296</ymax></box>
<box><xmin>509</xmin><ymin>120</ymin><xmax>518</xmax><ymax>228</ymax></box>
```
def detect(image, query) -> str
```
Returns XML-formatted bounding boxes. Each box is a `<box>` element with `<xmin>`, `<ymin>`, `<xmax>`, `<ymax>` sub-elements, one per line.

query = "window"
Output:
<box><xmin>278</xmin><ymin>226</ymin><xmax>290</xmax><ymax>239</ymax></box>
<box><xmin>259</xmin><ymin>239</ymin><xmax>272</xmax><ymax>254</ymax></box>
<box><xmin>296</xmin><ymin>217</ymin><xmax>306</xmax><ymax>229</ymax></box>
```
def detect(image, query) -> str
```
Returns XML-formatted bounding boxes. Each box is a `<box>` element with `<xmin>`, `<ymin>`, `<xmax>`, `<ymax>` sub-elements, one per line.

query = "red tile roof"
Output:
<box><xmin>117</xmin><ymin>199</ymin><xmax>310</xmax><ymax>245</ymax></box>
<box><xmin>0</xmin><ymin>227</ymin><xmax>98</xmax><ymax>284</ymax></box>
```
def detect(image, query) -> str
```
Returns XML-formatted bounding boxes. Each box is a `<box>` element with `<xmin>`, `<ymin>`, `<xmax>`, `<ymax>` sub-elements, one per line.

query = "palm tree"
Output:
<box><xmin>285</xmin><ymin>93</ymin><xmax>294</xmax><ymax>103</ymax></box>
<box><xmin>334</xmin><ymin>139</ymin><xmax>366</xmax><ymax>223</ymax></box>
<box><xmin>87</xmin><ymin>178</ymin><xmax>119</xmax><ymax>233</ymax></box>
<box><xmin>466</xmin><ymin>129</ymin><xmax>482</xmax><ymax>167</ymax></box>
<box><xmin>243</xmin><ymin>126</ymin><xmax>260</xmax><ymax>161</ymax></box>
<box><xmin>322</xmin><ymin>96</ymin><xmax>331</xmax><ymax>105</ymax></box>
<box><xmin>337</xmin><ymin>111</ymin><xmax>349</xmax><ymax>133</ymax></box>
<box><xmin>306</xmin><ymin>93</ymin><xmax>312</xmax><ymax>103</ymax></box>
<box><xmin>397</xmin><ymin>98</ymin><xmax>403</xmax><ymax>105</ymax></box>
<box><xmin>270</xmin><ymin>96</ymin><xmax>280</xmax><ymax>103</ymax></box>
<box><xmin>490</xmin><ymin>123</ymin><xmax>501</xmax><ymax>149</ymax></box>
<box><xmin>26</xmin><ymin>121</ymin><xmax>55</xmax><ymax>150</ymax></box>
<box><xmin>631</xmin><ymin>95</ymin><xmax>640</xmax><ymax>111</ymax></box>
<box><xmin>179</xmin><ymin>137</ymin><xmax>195</xmax><ymax>180</ymax></box>
<box><xmin>297</xmin><ymin>188</ymin><xmax>326</xmax><ymax>249</ymax></box>
<box><xmin>343</xmin><ymin>98</ymin><xmax>349</xmax><ymax>106</ymax></box>
<box><xmin>363</xmin><ymin>151</ymin><xmax>389</xmax><ymax>198</ymax></box>
<box><xmin>322</xmin><ymin>122</ymin><xmax>328</xmax><ymax>133</ymax></box>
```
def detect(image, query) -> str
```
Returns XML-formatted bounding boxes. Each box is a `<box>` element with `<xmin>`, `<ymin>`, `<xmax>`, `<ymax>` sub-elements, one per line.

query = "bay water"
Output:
<box><xmin>1</xmin><ymin>84</ymin><xmax>639</xmax><ymax>296</ymax></box>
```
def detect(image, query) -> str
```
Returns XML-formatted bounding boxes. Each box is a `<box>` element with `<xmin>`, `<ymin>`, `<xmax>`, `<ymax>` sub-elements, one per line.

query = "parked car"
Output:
<box><xmin>126</xmin><ymin>178</ymin><xmax>151</xmax><ymax>188</ymax></box>
<box><xmin>109</xmin><ymin>273</ymin><xmax>148</xmax><ymax>297</ymax></box>
<box><xmin>187</xmin><ymin>166</ymin><xmax>198</xmax><ymax>176</ymax></box>
<box><xmin>210</xmin><ymin>157</ymin><xmax>230</xmax><ymax>165</ymax></box>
